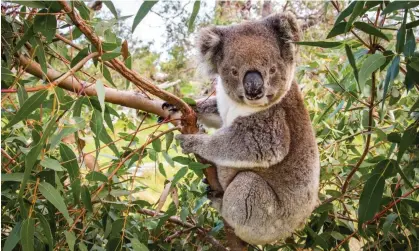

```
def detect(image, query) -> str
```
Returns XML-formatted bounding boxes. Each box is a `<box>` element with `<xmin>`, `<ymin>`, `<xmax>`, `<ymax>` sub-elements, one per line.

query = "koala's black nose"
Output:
<box><xmin>243</xmin><ymin>71</ymin><xmax>264</xmax><ymax>100</ymax></box>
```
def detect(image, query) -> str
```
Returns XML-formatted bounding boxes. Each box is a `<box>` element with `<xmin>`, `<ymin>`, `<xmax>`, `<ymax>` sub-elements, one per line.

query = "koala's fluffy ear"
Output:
<box><xmin>264</xmin><ymin>12</ymin><xmax>301</xmax><ymax>43</ymax></box>
<box><xmin>197</xmin><ymin>26</ymin><xmax>223</xmax><ymax>75</ymax></box>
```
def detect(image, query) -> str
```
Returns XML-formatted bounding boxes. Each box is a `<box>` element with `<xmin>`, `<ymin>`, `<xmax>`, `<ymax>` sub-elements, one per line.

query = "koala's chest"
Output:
<box><xmin>216</xmin><ymin>82</ymin><xmax>263</xmax><ymax>127</ymax></box>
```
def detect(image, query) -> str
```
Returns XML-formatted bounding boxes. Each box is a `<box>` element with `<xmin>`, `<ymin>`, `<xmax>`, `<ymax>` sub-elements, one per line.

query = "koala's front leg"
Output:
<box><xmin>176</xmin><ymin>116</ymin><xmax>290</xmax><ymax>169</ymax></box>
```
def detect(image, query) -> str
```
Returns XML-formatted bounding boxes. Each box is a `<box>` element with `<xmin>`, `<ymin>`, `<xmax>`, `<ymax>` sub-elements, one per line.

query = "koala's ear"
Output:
<box><xmin>264</xmin><ymin>12</ymin><xmax>301</xmax><ymax>43</ymax></box>
<box><xmin>197</xmin><ymin>26</ymin><xmax>223</xmax><ymax>75</ymax></box>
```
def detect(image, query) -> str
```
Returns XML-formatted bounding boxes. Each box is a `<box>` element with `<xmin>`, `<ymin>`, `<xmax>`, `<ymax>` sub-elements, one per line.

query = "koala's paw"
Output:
<box><xmin>158</xmin><ymin>102</ymin><xmax>181</xmax><ymax>123</ymax></box>
<box><xmin>175</xmin><ymin>134</ymin><xmax>198</xmax><ymax>154</ymax></box>
<box><xmin>207</xmin><ymin>190</ymin><xmax>223</xmax><ymax>211</ymax></box>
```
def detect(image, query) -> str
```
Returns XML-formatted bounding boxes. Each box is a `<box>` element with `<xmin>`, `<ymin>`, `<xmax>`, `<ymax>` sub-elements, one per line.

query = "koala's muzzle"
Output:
<box><xmin>243</xmin><ymin>71</ymin><xmax>264</xmax><ymax>100</ymax></box>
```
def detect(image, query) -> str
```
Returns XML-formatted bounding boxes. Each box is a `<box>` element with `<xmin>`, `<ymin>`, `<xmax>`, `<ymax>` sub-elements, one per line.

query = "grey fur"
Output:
<box><xmin>176</xmin><ymin>13</ymin><xmax>319</xmax><ymax>245</ymax></box>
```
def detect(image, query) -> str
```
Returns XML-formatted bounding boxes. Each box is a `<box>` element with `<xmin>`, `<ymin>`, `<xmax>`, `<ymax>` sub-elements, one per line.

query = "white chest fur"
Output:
<box><xmin>216</xmin><ymin>78</ymin><xmax>264</xmax><ymax>127</ymax></box>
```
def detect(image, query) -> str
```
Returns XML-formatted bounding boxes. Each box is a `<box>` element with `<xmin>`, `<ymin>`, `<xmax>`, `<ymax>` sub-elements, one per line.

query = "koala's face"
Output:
<box><xmin>198</xmin><ymin>13</ymin><xmax>300</xmax><ymax>107</ymax></box>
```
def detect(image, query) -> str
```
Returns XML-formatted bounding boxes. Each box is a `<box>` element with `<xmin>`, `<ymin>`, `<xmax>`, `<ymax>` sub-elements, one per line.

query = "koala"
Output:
<box><xmin>175</xmin><ymin>13</ymin><xmax>320</xmax><ymax>245</ymax></box>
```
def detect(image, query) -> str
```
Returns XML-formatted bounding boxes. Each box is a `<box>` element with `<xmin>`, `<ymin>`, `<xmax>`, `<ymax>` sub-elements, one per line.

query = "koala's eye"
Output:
<box><xmin>231</xmin><ymin>68</ymin><xmax>239</xmax><ymax>77</ymax></box>
<box><xmin>269</xmin><ymin>66</ymin><xmax>276</xmax><ymax>74</ymax></box>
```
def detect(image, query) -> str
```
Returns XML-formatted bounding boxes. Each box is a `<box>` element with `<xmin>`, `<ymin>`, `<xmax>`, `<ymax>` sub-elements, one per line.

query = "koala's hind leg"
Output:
<box><xmin>222</xmin><ymin>171</ymin><xmax>287</xmax><ymax>245</ymax></box>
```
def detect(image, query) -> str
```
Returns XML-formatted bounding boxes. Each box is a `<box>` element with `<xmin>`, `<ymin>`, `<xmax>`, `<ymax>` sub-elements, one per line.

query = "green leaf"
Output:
<box><xmin>404</xmin><ymin>29</ymin><xmax>416</xmax><ymax>57</ymax></box>
<box><xmin>36</xmin><ymin>212</ymin><xmax>53</xmax><ymax>251</ymax></box>
<box><xmin>101</xmin><ymin>64</ymin><xmax>116</xmax><ymax>87</ymax></box>
<box><xmin>1</xmin><ymin>66</ymin><xmax>15</xmax><ymax>82</ymax></box>
<box><xmin>104</xmin><ymin>1</ymin><xmax>118</xmax><ymax>19</ymax></box>
<box><xmin>334</xmin><ymin>1</ymin><xmax>356</xmax><ymax>25</ymax></box>
<box><xmin>345</xmin><ymin>44</ymin><xmax>359</xmax><ymax>87</ymax></box>
<box><xmin>86</xmin><ymin>171</ymin><xmax>108</xmax><ymax>183</ymax></box>
<box><xmin>152</xmin><ymin>138</ymin><xmax>162</xmax><ymax>152</ymax></box>
<box><xmin>101</xmin><ymin>52</ymin><xmax>121</xmax><ymax>61</ymax></box>
<box><xmin>294</xmin><ymin>41</ymin><xmax>343</xmax><ymax>48</ymax></box>
<box><xmin>17</xmin><ymin>85</ymin><xmax>28</xmax><ymax>107</ymax></box>
<box><xmin>182</xmin><ymin>97</ymin><xmax>196</xmax><ymax>105</ymax></box>
<box><xmin>172</xmin><ymin>156</ymin><xmax>191</xmax><ymax>165</ymax></box>
<box><xmin>70</xmin><ymin>47</ymin><xmax>89</xmax><ymax>68</ymax></box>
<box><xmin>171</xmin><ymin>166</ymin><xmax>188</xmax><ymax>186</ymax></box>
<box><xmin>20</xmin><ymin>218</ymin><xmax>35</xmax><ymax>251</ymax></box>
<box><xmin>130</xmin><ymin>238</ymin><xmax>149</xmax><ymax>251</ymax></box>
<box><xmin>381</xmin><ymin>1</ymin><xmax>419</xmax><ymax>15</ymax></box>
<box><xmin>60</xmin><ymin>144</ymin><xmax>80</xmax><ymax>180</ymax></box>
<box><xmin>405</xmin><ymin>64</ymin><xmax>419</xmax><ymax>91</ymax></box>
<box><xmin>14</xmin><ymin>25</ymin><xmax>34</xmax><ymax>53</ymax></box>
<box><xmin>102</xmin><ymin>42</ymin><xmax>118</xmax><ymax>51</ymax></box>
<box><xmin>132</xmin><ymin>0</ymin><xmax>158</xmax><ymax>33</ymax></box>
<box><xmin>33</xmin><ymin>9</ymin><xmax>57</xmax><ymax>42</ymax></box>
<box><xmin>3</xmin><ymin>222</ymin><xmax>21</xmax><ymax>251</ymax></box>
<box><xmin>382</xmin><ymin>213</ymin><xmax>398</xmax><ymax>238</ymax></box>
<box><xmin>358</xmin><ymin>170</ymin><xmax>384</xmax><ymax>226</ymax></box>
<box><xmin>188</xmin><ymin>1</ymin><xmax>201</xmax><ymax>32</ymax></box>
<box><xmin>382</xmin><ymin>55</ymin><xmax>400</xmax><ymax>108</ymax></box>
<box><xmin>30</xmin><ymin>37</ymin><xmax>47</xmax><ymax>75</ymax></box>
<box><xmin>64</xmin><ymin>231</ymin><xmax>76</xmax><ymax>251</ymax></box>
<box><xmin>40</xmin><ymin>157</ymin><xmax>64</xmax><ymax>171</ymax></box>
<box><xmin>81</xmin><ymin>185</ymin><xmax>93</xmax><ymax>212</ymax></box>
<box><xmin>38</xmin><ymin>182</ymin><xmax>73</xmax><ymax>224</ymax></box>
<box><xmin>95</xmin><ymin>80</ymin><xmax>106</xmax><ymax>118</ymax></box>
<box><xmin>397</xmin><ymin>125</ymin><xmax>417</xmax><ymax>162</ymax></box>
<box><xmin>345</xmin><ymin>1</ymin><xmax>365</xmax><ymax>32</ymax></box>
<box><xmin>358</xmin><ymin>54</ymin><xmax>386</xmax><ymax>88</ymax></box>
<box><xmin>353</xmin><ymin>22</ymin><xmax>389</xmax><ymax>41</ymax></box>
<box><xmin>162</xmin><ymin>151</ymin><xmax>174</xmax><ymax>167</ymax></box>
<box><xmin>326</xmin><ymin>22</ymin><xmax>347</xmax><ymax>39</ymax></box>
<box><xmin>90</xmin><ymin>110</ymin><xmax>119</xmax><ymax>156</ymax></box>
<box><xmin>406</xmin><ymin>19</ymin><xmax>419</xmax><ymax>29</ymax></box>
<box><xmin>165</xmin><ymin>131</ymin><xmax>174</xmax><ymax>150</ymax></box>
<box><xmin>4</xmin><ymin>89</ymin><xmax>48</xmax><ymax>129</ymax></box>
<box><xmin>2</xmin><ymin>173</ymin><xmax>27</xmax><ymax>182</ymax></box>
<box><xmin>396</xmin><ymin>10</ymin><xmax>407</xmax><ymax>54</ymax></box>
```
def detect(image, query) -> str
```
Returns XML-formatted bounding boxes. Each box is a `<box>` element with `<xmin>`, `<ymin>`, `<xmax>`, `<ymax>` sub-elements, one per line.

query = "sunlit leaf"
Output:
<box><xmin>132</xmin><ymin>1</ymin><xmax>158</xmax><ymax>33</ymax></box>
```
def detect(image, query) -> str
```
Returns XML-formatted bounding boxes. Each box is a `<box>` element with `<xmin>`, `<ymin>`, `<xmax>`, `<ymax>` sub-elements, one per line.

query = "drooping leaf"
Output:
<box><xmin>152</xmin><ymin>138</ymin><xmax>162</xmax><ymax>152</ymax></box>
<box><xmin>1</xmin><ymin>66</ymin><xmax>15</xmax><ymax>82</ymax></box>
<box><xmin>20</xmin><ymin>218</ymin><xmax>35</xmax><ymax>251</ymax></box>
<box><xmin>397</xmin><ymin>125</ymin><xmax>417</xmax><ymax>162</ymax></box>
<box><xmin>353</xmin><ymin>22</ymin><xmax>389</xmax><ymax>41</ymax></box>
<box><xmin>81</xmin><ymin>185</ymin><xmax>93</xmax><ymax>212</ymax></box>
<box><xmin>326</xmin><ymin>22</ymin><xmax>347</xmax><ymax>39</ymax></box>
<box><xmin>38</xmin><ymin>182</ymin><xmax>73</xmax><ymax>224</ymax></box>
<box><xmin>381</xmin><ymin>1</ymin><xmax>419</xmax><ymax>15</ymax></box>
<box><xmin>36</xmin><ymin>212</ymin><xmax>53</xmax><ymax>251</ymax></box>
<box><xmin>334</xmin><ymin>1</ymin><xmax>356</xmax><ymax>25</ymax></box>
<box><xmin>86</xmin><ymin>171</ymin><xmax>108</xmax><ymax>183</ymax></box>
<box><xmin>101</xmin><ymin>64</ymin><xmax>115</xmax><ymax>87</ymax></box>
<box><xmin>132</xmin><ymin>1</ymin><xmax>158</xmax><ymax>33</ymax></box>
<box><xmin>60</xmin><ymin>144</ymin><xmax>80</xmax><ymax>181</ymax></box>
<box><xmin>90</xmin><ymin>110</ymin><xmax>119</xmax><ymax>156</ymax></box>
<box><xmin>345</xmin><ymin>1</ymin><xmax>365</xmax><ymax>32</ymax></box>
<box><xmin>64</xmin><ymin>231</ymin><xmax>76</xmax><ymax>251</ymax></box>
<box><xmin>70</xmin><ymin>47</ymin><xmax>90</xmax><ymax>68</ymax></box>
<box><xmin>3</xmin><ymin>90</ymin><xmax>48</xmax><ymax>129</ymax></box>
<box><xmin>358</xmin><ymin>54</ymin><xmax>386</xmax><ymax>88</ymax></box>
<box><xmin>14</xmin><ymin>25</ymin><xmax>34</xmax><ymax>53</ymax></box>
<box><xmin>17</xmin><ymin>85</ymin><xmax>28</xmax><ymax>107</ymax></box>
<box><xmin>404</xmin><ymin>29</ymin><xmax>416</xmax><ymax>57</ymax></box>
<box><xmin>405</xmin><ymin>64</ymin><xmax>419</xmax><ymax>91</ymax></box>
<box><xmin>30</xmin><ymin>37</ymin><xmax>47</xmax><ymax>75</ymax></box>
<box><xmin>130</xmin><ymin>238</ymin><xmax>149</xmax><ymax>251</ymax></box>
<box><xmin>188</xmin><ymin>1</ymin><xmax>201</xmax><ymax>32</ymax></box>
<box><xmin>95</xmin><ymin>80</ymin><xmax>106</xmax><ymax>118</ymax></box>
<box><xmin>165</xmin><ymin>131</ymin><xmax>174</xmax><ymax>150</ymax></box>
<box><xmin>40</xmin><ymin>157</ymin><xmax>64</xmax><ymax>171</ymax></box>
<box><xmin>101</xmin><ymin>52</ymin><xmax>121</xmax><ymax>61</ymax></box>
<box><xmin>345</xmin><ymin>44</ymin><xmax>359</xmax><ymax>87</ymax></box>
<box><xmin>396</xmin><ymin>10</ymin><xmax>407</xmax><ymax>54</ymax></box>
<box><xmin>3</xmin><ymin>222</ymin><xmax>21</xmax><ymax>251</ymax></box>
<box><xmin>171</xmin><ymin>166</ymin><xmax>188</xmax><ymax>186</ymax></box>
<box><xmin>295</xmin><ymin>41</ymin><xmax>343</xmax><ymax>48</ymax></box>
<box><xmin>104</xmin><ymin>1</ymin><xmax>118</xmax><ymax>19</ymax></box>
<box><xmin>33</xmin><ymin>9</ymin><xmax>57</xmax><ymax>42</ymax></box>
<box><xmin>382</xmin><ymin>55</ymin><xmax>400</xmax><ymax>108</ymax></box>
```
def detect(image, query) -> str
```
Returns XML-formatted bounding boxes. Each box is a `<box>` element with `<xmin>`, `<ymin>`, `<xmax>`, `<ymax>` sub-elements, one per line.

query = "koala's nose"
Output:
<box><xmin>243</xmin><ymin>71</ymin><xmax>264</xmax><ymax>100</ymax></box>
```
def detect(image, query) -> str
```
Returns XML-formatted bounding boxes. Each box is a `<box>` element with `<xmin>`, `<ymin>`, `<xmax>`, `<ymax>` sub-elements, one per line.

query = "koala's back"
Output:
<box><xmin>218</xmin><ymin>82</ymin><xmax>319</xmax><ymax>244</ymax></box>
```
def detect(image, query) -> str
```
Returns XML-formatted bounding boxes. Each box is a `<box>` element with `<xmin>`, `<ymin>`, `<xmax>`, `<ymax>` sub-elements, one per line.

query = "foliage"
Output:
<box><xmin>1</xmin><ymin>1</ymin><xmax>418</xmax><ymax>251</ymax></box>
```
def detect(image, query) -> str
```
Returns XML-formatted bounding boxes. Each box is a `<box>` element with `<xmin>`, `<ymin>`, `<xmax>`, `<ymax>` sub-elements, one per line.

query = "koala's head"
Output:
<box><xmin>198</xmin><ymin>13</ymin><xmax>300</xmax><ymax>107</ymax></box>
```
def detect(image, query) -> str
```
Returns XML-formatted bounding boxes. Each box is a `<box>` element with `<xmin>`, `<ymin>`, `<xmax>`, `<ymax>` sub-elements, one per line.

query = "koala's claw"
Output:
<box><xmin>158</xmin><ymin>102</ymin><xmax>181</xmax><ymax>123</ymax></box>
